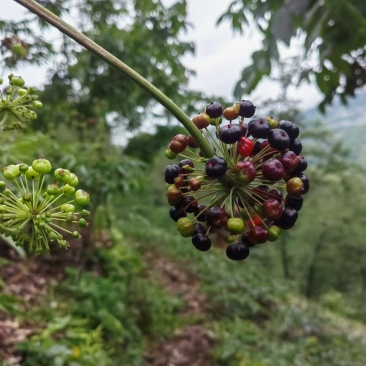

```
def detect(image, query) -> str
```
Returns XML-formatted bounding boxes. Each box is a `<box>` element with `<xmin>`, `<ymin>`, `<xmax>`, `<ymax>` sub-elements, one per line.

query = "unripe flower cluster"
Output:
<box><xmin>0</xmin><ymin>159</ymin><xmax>91</xmax><ymax>254</ymax></box>
<box><xmin>0</xmin><ymin>74</ymin><xmax>42</xmax><ymax>130</ymax></box>
<box><xmin>164</xmin><ymin>100</ymin><xmax>309</xmax><ymax>261</ymax></box>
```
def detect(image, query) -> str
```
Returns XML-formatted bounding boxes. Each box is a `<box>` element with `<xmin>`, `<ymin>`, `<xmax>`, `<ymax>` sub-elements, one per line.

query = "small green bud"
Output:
<box><xmin>72</xmin><ymin>231</ymin><xmax>80</xmax><ymax>238</ymax></box>
<box><xmin>54</xmin><ymin>168</ymin><xmax>70</xmax><ymax>183</ymax></box>
<box><xmin>32</xmin><ymin>100</ymin><xmax>43</xmax><ymax>109</ymax></box>
<box><xmin>62</xmin><ymin>184</ymin><xmax>75</xmax><ymax>196</ymax></box>
<box><xmin>81</xmin><ymin>210</ymin><xmax>90</xmax><ymax>217</ymax></box>
<box><xmin>61</xmin><ymin>203</ymin><xmax>75</xmax><ymax>213</ymax></box>
<box><xmin>17</xmin><ymin>88</ymin><xmax>27</xmax><ymax>96</ymax></box>
<box><xmin>23</xmin><ymin>192</ymin><xmax>32</xmax><ymax>201</ymax></box>
<box><xmin>29</xmin><ymin>111</ymin><xmax>37</xmax><ymax>120</ymax></box>
<box><xmin>46</xmin><ymin>184</ymin><xmax>61</xmax><ymax>195</ymax></box>
<box><xmin>78</xmin><ymin>218</ymin><xmax>87</xmax><ymax>227</ymax></box>
<box><xmin>75</xmin><ymin>190</ymin><xmax>90</xmax><ymax>206</ymax></box>
<box><xmin>25</xmin><ymin>167</ymin><xmax>40</xmax><ymax>180</ymax></box>
<box><xmin>3</xmin><ymin>165</ymin><xmax>21</xmax><ymax>180</ymax></box>
<box><xmin>9</xmin><ymin>75</ymin><xmax>25</xmax><ymax>87</ymax></box>
<box><xmin>18</xmin><ymin>163</ymin><xmax>29</xmax><ymax>173</ymax></box>
<box><xmin>68</xmin><ymin>173</ymin><xmax>79</xmax><ymax>187</ymax></box>
<box><xmin>32</xmin><ymin>159</ymin><xmax>52</xmax><ymax>174</ymax></box>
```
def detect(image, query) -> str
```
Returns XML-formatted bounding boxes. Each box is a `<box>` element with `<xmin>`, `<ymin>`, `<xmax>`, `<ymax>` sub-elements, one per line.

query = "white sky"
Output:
<box><xmin>1</xmin><ymin>0</ymin><xmax>322</xmax><ymax>110</ymax></box>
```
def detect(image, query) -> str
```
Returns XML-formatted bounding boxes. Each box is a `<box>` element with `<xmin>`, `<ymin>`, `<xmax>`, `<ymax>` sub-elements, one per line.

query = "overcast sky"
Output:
<box><xmin>1</xmin><ymin>0</ymin><xmax>322</xmax><ymax>110</ymax></box>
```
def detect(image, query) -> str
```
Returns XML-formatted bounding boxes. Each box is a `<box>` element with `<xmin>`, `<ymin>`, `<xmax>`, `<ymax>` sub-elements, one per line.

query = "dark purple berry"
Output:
<box><xmin>275</xmin><ymin>207</ymin><xmax>298</xmax><ymax>230</ymax></box>
<box><xmin>219</xmin><ymin>124</ymin><xmax>242</xmax><ymax>144</ymax></box>
<box><xmin>292</xmin><ymin>156</ymin><xmax>307</xmax><ymax>174</ymax></box>
<box><xmin>169</xmin><ymin>206</ymin><xmax>186</xmax><ymax>222</ymax></box>
<box><xmin>262</xmin><ymin>159</ymin><xmax>284</xmax><ymax>181</ymax></box>
<box><xmin>268</xmin><ymin>128</ymin><xmax>290</xmax><ymax>151</ymax></box>
<box><xmin>194</xmin><ymin>204</ymin><xmax>208</xmax><ymax>222</ymax></box>
<box><xmin>164</xmin><ymin>164</ymin><xmax>180</xmax><ymax>184</ymax></box>
<box><xmin>182</xmin><ymin>195</ymin><xmax>198</xmax><ymax>213</ymax></box>
<box><xmin>248</xmin><ymin>118</ymin><xmax>271</xmax><ymax>139</ymax></box>
<box><xmin>285</xmin><ymin>194</ymin><xmax>303</xmax><ymax>211</ymax></box>
<box><xmin>226</xmin><ymin>242</ymin><xmax>250</xmax><ymax>260</ymax></box>
<box><xmin>178</xmin><ymin>159</ymin><xmax>194</xmax><ymax>174</ymax></box>
<box><xmin>193</xmin><ymin>223</ymin><xmax>207</xmax><ymax>235</ymax></box>
<box><xmin>205</xmin><ymin>102</ymin><xmax>223</xmax><ymax>118</ymax></box>
<box><xmin>289</xmin><ymin>138</ymin><xmax>302</xmax><ymax>155</ymax></box>
<box><xmin>279</xmin><ymin>120</ymin><xmax>300</xmax><ymax>140</ymax></box>
<box><xmin>205</xmin><ymin>156</ymin><xmax>227</xmax><ymax>178</ymax></box>
<box><xmin>206</xmin><ymin>206</ymin><xmax>229</xmax><ymax>229</ymax></box>
<box><xmin>237</xmin><ymin>100</ymin><xmax>256</xmax><ymax>118</ymax></box>
<box><xmin>192</xmin><ymin>234</ymin><xmax>211</xmax><ymax>251</ymax></box>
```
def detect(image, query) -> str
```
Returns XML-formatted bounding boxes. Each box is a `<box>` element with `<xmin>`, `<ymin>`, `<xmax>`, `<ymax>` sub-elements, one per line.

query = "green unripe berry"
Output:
<box><xmin>81</xmin><ymin>210</ymin><xmax>90</xmax><ymax>217</ymax></box>
<box><xmin>9</xmin><ymin>75</ymin><xmax>25</xmax><ymax>87</ymax></box>
<box><xmin>3</xmin><ymin>165</ymin><xmax>21</xmax><ymax>180</ymax></box>
<box><xmin>165</xmin><ymin>147</ymin><xmax>177</xmax><ymax>160</ymax></box>
<box><xmin>268</xmin><ymin>225</ymin><xmax>282</xmax><ymax>242</ymax></box>
<box><xmin>18</xmin><ymin>163</ymin><xmax>29</xmax><ymax>173</ymax></box>
<box><xmin>32</xmin><ymin>100</ymin><xmax>43</xmax><ymax>109</ymax></box>
<box><xmin>0</xmin><ymin>77</ymin><xmax>3</xmax><ymax>85</ymax></box>
<box><xmin>68</xmin><ymin>173</ymin><xmax>79</xmax><ymax>187</ymax></box>
<box><xmin>72</xmin><ymin>231</ymin><xmax>80</xmax><ymax>238</ymax></box>
<box><xmin>61</xmin><ymin>203</ymin><xmax>75</xmax><ymax>213</ymax></box>
<box><xmin>75</xmin><ymin>190</ymin><xmax>90</xmax><ymax>206</ymax></box>
<box><xmin>17</xmin><ymin>88</ymin><xmax>27</xmax><ymax>96</ymax></box>
<box><xmin>226</xmin><ymin>217</ymin><xmax>245</xmax><ymax>234</ymax></box>
<box><xmin>32</xmin><ymin>159</ymin><xmax>52</xmax><ymax>174</ymax></box>
<box><xmin>54</xmin><ymin>168</ymin><xmax>70</xmax><ymax>183</ymax></box>
<box><xmin>46</xmin><ymin>184</ymin><xmax>61</xmax><ymax>195</ymax></box>
<box><xmin>25</xmin><ymin>167</ymin><xmax>40</xmax><ymax>179</ymax></box>
<box><xmin>0</xmin><ymin>181</ymin><xmax>6</xmax><ymax>191</ymax></box>
<box><xmin>29</xmin><ymin>111</ymin><xmax>37</xmax><ymax>120</ymax></box>
<box><xmin>62</xmin><ymin>184</ymin><xmax>75</xmax><ymax>197</ymax></box>
<box><xmin>78</xmin><ymin>218</ymin><xmax>87</xmax><ymax>227</ymax></box>
<box><xmin>177</xmin><ymin>217</ymin><xmax>194</xmax><ymax>237</ymax></box>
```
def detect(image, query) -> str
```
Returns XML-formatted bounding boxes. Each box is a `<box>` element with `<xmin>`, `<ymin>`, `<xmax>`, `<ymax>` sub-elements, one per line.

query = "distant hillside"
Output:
<box><xmin>302</xmin><ymin>90</ymin><xmax>366</xmax><ymax>165</ymax></box>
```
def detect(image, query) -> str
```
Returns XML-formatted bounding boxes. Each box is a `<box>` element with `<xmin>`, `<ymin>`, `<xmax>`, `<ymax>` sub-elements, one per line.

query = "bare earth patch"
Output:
<box><xmin>143</xmin><ymin>251</ymin><xmax>215</xmax><ymax>366</ymax></box>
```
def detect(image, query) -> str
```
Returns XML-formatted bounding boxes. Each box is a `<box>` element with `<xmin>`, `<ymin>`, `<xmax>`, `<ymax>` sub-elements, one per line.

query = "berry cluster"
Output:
<box><xmin>164</xmin><ymin>101</ymin><xmax>309</xmax><ymax>261</ymax></box>
<box><xmin>0</xmin><ymin>159</ymin><xmax>90</xmax><ymax>254</ymax></box>
<box><xmin>0</xmin><ymin>75</ymin><xmax>42</xmax><ymax>130</ymax></box>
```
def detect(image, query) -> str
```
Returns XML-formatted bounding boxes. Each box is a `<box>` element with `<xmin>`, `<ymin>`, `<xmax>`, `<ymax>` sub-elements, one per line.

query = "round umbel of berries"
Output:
<box><xmin>163</xmin><ymin>99</ymin><xmax>309</xmax><ymax>261</ymax></box>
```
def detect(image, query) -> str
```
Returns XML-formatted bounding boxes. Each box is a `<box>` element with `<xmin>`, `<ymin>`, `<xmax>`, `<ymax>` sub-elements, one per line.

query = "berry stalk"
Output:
<box><xmin>13</xmin><ymin>0</ymin><xmax>214</xmax><ymax>158</ymax></box>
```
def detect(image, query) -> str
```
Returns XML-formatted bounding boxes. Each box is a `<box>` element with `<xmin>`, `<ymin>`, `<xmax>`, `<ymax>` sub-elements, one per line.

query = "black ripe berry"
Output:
<box><xmin>248</xmin><ymin>118</ymin><xmax>271</xmax><ymax>139</ymax></box>
<box><xmin>279</xmin><ymin>120</ymin><xmax>300</xmax><ymax>140</ymax></box>
<box><xmin>169</xmin><ymin>206</ymin><xmax>186</xmax><ymax>222</ymax></box>
<box><xmin>268</xmin><ymin>128</ymin><xmax>290</xmax><ymax>151</ymax></box>
<box><xmin>219</xmin><ymin>123</ymin><xmax>242</xmax><ymax>144</ymax></box>
<box><xmin>205</xmin><ymin>156</ymin><xmax>227</xmax><ymax>178</ymax></box>
<box><xmin>236</xmin><ymin>100</ymin><xmax>256</xmax><ymax>118</ymax></box>
<box><xmin>164</xmin><ymin>164</ymin><xmax>180</xmax><ymax>184</ymax></box>
<box><xmin>226</xmin><ymin>242</ymin><xmax>250</xmax><ymax>260</ymax></box>
<box><xmin>205</xmin><ymin>102</ymin><xmax>223</xmax><ymax>118</ymax></box>
<box><xmin>192</xmin><ymin>233</ymin><xmax>211</xmax><ymax>251</ymax></box>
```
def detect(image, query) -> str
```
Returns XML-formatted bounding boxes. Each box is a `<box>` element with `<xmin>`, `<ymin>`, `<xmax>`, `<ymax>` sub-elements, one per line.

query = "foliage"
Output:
<box><xmin>0</xmin><ymin>0</ymin><xmax>200</xmax><ymax>131</ymax></box>
<box><xmin>15</xmin><ymin>225</ymin><xmax>184</xmax><ymax>365</ymax></box>
<box><xmin>218</xmin><ymin>0</ymin><xmax>366</xmax><ymax>111</ymax></box>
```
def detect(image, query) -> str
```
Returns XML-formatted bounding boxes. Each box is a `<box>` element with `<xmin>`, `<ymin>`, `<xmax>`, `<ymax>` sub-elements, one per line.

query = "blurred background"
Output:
<box><xmin>1</xmin><ymin>0</ymin><xmax>366</xmax><ymax>365</ymax></box>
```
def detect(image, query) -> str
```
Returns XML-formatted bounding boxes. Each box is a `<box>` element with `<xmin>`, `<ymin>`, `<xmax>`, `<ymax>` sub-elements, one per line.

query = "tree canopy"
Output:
<box><xmin>218</xmin><ymin>0</ymin><xmax>366</xmax><ymax>111</ymax></box>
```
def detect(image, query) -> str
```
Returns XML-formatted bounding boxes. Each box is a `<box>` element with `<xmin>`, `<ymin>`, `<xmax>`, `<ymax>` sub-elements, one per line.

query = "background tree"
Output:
<box><xmin>218</xmin><ymin>0</ymin><xmax>366</xmax><ymax>111</ymax></box>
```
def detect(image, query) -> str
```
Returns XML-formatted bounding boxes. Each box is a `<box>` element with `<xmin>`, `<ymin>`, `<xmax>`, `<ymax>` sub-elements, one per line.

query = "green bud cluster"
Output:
<box><xmin>0</xmin><ymin>159</ymin><xmax>91</xmax><ymax>254</ymax></box>
<box><xmin>0</xmin><ymin>74</ymin><xmax>42</xmax><ymax>130</ymax></box>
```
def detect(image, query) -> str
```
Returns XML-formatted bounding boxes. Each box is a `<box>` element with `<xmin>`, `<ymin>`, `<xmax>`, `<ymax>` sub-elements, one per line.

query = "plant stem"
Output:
<box><xmin>13</xmin><ymin>0</ymin><xmax>214</xmax><ymax>158</ymax></box>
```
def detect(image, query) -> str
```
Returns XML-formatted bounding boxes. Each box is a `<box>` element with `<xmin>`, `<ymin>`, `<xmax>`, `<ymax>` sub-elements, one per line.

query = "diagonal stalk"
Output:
<box><xmin>13</xmin><ymin>0</ymin><xmax>214</xmax><ymax>158</ymax></box>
